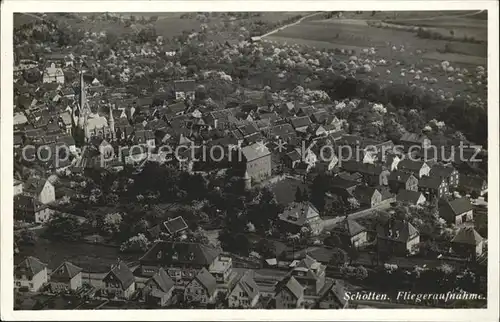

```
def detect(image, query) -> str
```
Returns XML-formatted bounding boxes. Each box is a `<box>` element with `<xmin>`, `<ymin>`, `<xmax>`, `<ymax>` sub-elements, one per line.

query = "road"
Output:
<box><xmin>260</xmin><ymin>12</ymin><xmax>324</xmax><ymax>39</ymax></box>
<box><xmin>322</xmin><ymin>199</ymin><xmax>394</xmax><ymax>229</ymax></box>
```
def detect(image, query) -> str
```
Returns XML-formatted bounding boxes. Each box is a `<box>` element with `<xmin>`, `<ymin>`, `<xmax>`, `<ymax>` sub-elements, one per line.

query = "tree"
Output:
<box><xmin>255</xmin><ymin>239</ymin><xmax>276</xmax><ymax>258</ymax></box>
<box><xmin>354</xmin><ymin>265</ymin><xmax>368</xmax><ymax>281</ymax></box>
<box><xmin>329</xmin><ymin>248</ymin><xmax>348</xmax><ymax>267</ymax></box>
<box><xmin>43</xmin><ymin>214</ymin><xmax>83</xmax><ymax>242</ymax></box>
<box><xmin>310</xmin><ymin>174</ymin><xmax>328</xmax><ymax>212</ymax></box>
<box><xmin>295</xmin><ymin>187</ymin><xmax>303</xmax><ymax>202</ymax></box>
<box><xmin>16</xmin><ymin>229</ymin><xmax>37</xmax><ymax>245</ymax></box>
<box><xmin>102</xmin><ymin>212</ymin><xmax>122</xmax><ymax>236</ymax></box>
<box><xmin>120</xmin><ymin>233</ymin><xmax>150</xmax><ymax>253</ymax></box>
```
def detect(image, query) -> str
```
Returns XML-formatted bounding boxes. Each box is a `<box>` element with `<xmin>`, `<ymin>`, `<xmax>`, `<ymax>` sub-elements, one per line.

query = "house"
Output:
<box><xmin>139</xmin><ymin>242</ymin><xmax>221</xmax><ymax>280</ymax></box>
<box><xmin>388</xmin><ymin>171</ymin><xmax>418</xmax><ymax>193</ymax></box>
<box><xmin>418</xmin><ymin>176</ymin><xmax>449</xmax><ymax>199</ymax></box>
<box><xmin>439</xmin><ymin>198</ymin><xmax>474</xmax><ymax>225</ymax></box>
<box><xmin>376</xmin><ymin>219</ymin><xmax>420</xmax><ymax>256</ymax></box>
<box><xmin>451</xmin><ymin>227</ymin><xmax>484</xmax><ymax>259</ymax></box>
<box><xmin>278</xmin><ymin>202</ymin><xmax>323</xmax><ymax>235</ymax></box>
<box><xmin>24</xmin><ymin>177</ymin><xmax>55</xmax><ymax>204</ymax></box>
<box><xmin>101</xmin><ymin>261</ymin><xmax>136</xmax><ymax>299</ymax></box>
<box><xmin>328</xmin><ymin>176</ymin><xmax>360</xmax><ymax>198</ymax></box>
<box><xmin>42</xmin><ymin>63</ymin><xmax>65</xmax><ymax>84</ymax></box>
<box><xmin>331</xmin><ymin>218</ymin><xmax>368</xmax><ymax>248</ymax></box>
<box><xmin>184</xmin><ymin>267</ymin><xmax>217</xmax><ymax>305</ymax></box>
<box><xmin>240</xmin><ymin>143</ymin><xmax>272</xmax><ymax>183</ymax></box>
<box><xmin>228</xmin><ymin>270</ymin><xmax>260</xmax><ymax>308</ymax></box>
<box><xmin>142</xmin><ymin>268</ymin><xmax>175</xmax><ymax>307</ymax></box>
<box><xmin>341</xmin><ymin>160</ymin><xmax>389</xmax><ymax>186</ymax></box>
<box><xmin>397</xmin><ymin>159</ymin><xmax>430</xmax><ymax>178</ymax></box>
<box><xmin>163</xmin><ymin>216</ymin><xmax>189</xmax><ymax>236</ymax></box>
<box><xmin>430</xmin><ymin>165</ymin><xmax>460</xmax><ymax>188</ymax></box>
<box><xmin>15</xmin><ymin>256</ymin><xmax>48</xmax><ymax>292</ymax></box>
<box><xmin>459</xmin><ymin>175</ymin><xmax>487</xmax><ymax>196</ymax></box>
<box><xmin>385</xmin><ymin>153</ymin><xmax>402</xmax><ymax>171</ymax></box>
<box><xmin>316</xmin><ymin>279</ymin><xmax>348</xmax><ymax>309</ymax></box>
<box><xmin>274</xmin><ymin>276</ymin><xmax>304</xmax><ymax>309</ymax></box>
<box><xmin>14</xmin><ymin>194</ymin><xmax>52</xmax><ymax>223</ymax></box>
<box><xmin>14</xmin><ymin>179</ymin><xmax>23</xmax><ymax>196</ymax></box>
<box><xmin>173</xmin><ymin>80</ymin><xmax>196</xmax><ymax>101</ymax></box>
<box><xmin>399</xmin><ymin>132</ymin><xmax>431</xmax><ymax>151</ymax></box>
<box><xmin>204</xmin><ymin>109</ymin><xmax>238</xmax><ymax>130</ymax></box>
<box><xmin>396</xmin><ymin>190</ymin><xmax>426</xmax><ymax>206</ymax></box>
<box><xmin>208</xmin><ymin>255</ymin><xmax>233</xmax><ymax>284</ymax></box>
<box><xmin>352</xmin><ymin>186</ymin><xmax>382</xmax><ymax>208</ymax></box>
<box><xmin>289</xmin><ymin>116</ymin><xmax>312</xmax><ymax>133</ymax></box>
<box><xmin>287</xmin><ymin>255</ymin><xmax>326</xmax><ymax>296</ymax></box>
<box><xmin>49</xmin><ymin>261</ymin><xmax>83</xmax><ymax>291</ymax></box>
<box><xmin>284</xmin><ymin>147</ymin><xmax>317</xmax><ymax>171</ymax></box>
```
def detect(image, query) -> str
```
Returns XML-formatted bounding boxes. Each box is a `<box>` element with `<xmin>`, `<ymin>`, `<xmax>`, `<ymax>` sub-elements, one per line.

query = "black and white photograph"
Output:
<box><xmin>1</xmin><ymin>1</ymin><xmax>499</xmax><ymax>321</ymax></box>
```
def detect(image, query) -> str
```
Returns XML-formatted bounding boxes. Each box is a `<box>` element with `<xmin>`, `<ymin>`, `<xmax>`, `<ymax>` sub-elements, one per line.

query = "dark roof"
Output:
<box><xmin>163</xmin><ymin>216</ymin><xmax>188</xmax><ymax>235</ymax></box>
<box><xmin>269</xmin><ymin>124</ymin><xmax>296</xmax><ymax>139</ymax></box>
<box><xmin>418</xmin><ymin>176</ymin><xmax>444</xmax><ymax>190</ymax></box>
<box><xmin>329</xmin><ymin>176</ymin><xmax>359</xmax><ymax>190</ymax></box>
<box><xmin>234</xmin><ymin>270</ymin><xmax>259</xmax><ymax>300</ymax></box>
<box><xmin>400</xmin><ymin>132</ymin><xmax>427</xmax><ymax>143</ymax></box>
<box><xmin>167</xmin><ymin>101</ymin><xmax>188</xmax><ymax>114</ymax></box>
<box><xmin>174</xmin><ymin>80</ymin><xmax>196</xmax><ymax>92</ymax></box>
<box><xmin>388</xmin><ymin>171</ymin><xmax>414</xmax><ymax>183</ymax></box>
<box><xmin>443</xmin><ymin>198</ymin><xmax>473</xmax><ymax>215</ymax></box>
<box><xmin>376</xmin><ymin>219</ymin><xmax>419</xmax><ymax>243</ymax></box>
<box><xmin>15</xmin><ymin>256</ymin><xmax>46</xmax><ymax>278</ymax></box>
<box><xmin>460</xmin><ymin>175</ymin><xmax>486</xmax><ymax>189</ymax></box>
<box><xmin>398</xmin><ymin>159</ymin><xmax>427</xmax><ymax>172</ymax></box>
<box><xmin>50</xmin><ymin>261</ymin><xmax>83</xmax><ymax>281</ymax></box>
<box><xmin>353</xmin><ymin>185</ymin><xmax>379</xmax><ymax>204</ymax></box>
<box><xmin>290</xmin><ymin>116</ymin><xmax>312</xmax><ymax>129</ymax></box>
<box><xmin>140</xmin><ymin>242</ymin><xmax>221</xmax><ymax>267</ymax></box>
<box><xmin>451</xmin><ymin>227</ymin><xmax>483</xmax><ymax>245</ymax></box>
<box><xmin>279</xmin><ymin>276</ymin><xmax>303</xmax><ymax>299</ymax></box>
<box><xmin>194</xmin><ymin>267</ymin><xmax>217</xmax><ymax>296</ymax></box>
<box><xmin>341</xmin><ymin>160</ymin><xmax>383</xmax><ymax>176</ymax></box>
<box><xmin>332</xmin><ymin>218</ymin><xmax>366</xmax><ymax>237</ymax></box>
<box><xmin>430</xmin><ymin>165</ymin><xmax>457</xmax><ymax>178</ymax></box>
<box><xmin>14</xmin><ymin>194</ymin><xmax>48</xmax><ymax>212</ymax></box>
<box><xmin>150</xmin><ymin>267</ymin><xmax>175</xmax><ymax>293</ymax></box>
<box><xmin>105</xmin><ymin>261</ymin><xmax>135</xmax><ymax>290</ymax></box>
<box><xmin>396</xmin><ymin>190</ymin><xmax>424</xmax><ymax>204</ymax></box>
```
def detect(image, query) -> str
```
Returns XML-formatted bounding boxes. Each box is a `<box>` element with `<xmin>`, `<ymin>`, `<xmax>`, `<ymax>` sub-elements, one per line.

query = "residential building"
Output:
<box><xmin>430</xmin><ymin>165</ymin><xmax>460</xmax><ymax>188</ymax></box>
<box><xmin>352</xmin><ymin>186</ymin><xmax>382</xmax><ymax>208</ymax></box>
<box><xmin>287</xmin><ymin>255</ymin><xmax>326</xmax><ymax>296</ymax></box>
<box><xmin>340</xmin><ymin>160</ymin><xmax>389</xmax><ymax>186</ymax></box>
<box><xmin>284</xmin><ymin>147</ymin><xmax>317</xmax><ymax>171</ymax></box>
<box><xmin>143</xmin><ymin>268</ymin><xmax>175</xmax><ymax>307</ymax></box>
<box><xmin>289</xmin><ymin>116</ymin><xmax>312</xmax><ymax>133</ymax></box>
<box><xmin>399</xmin><ymin>132</ymin><xmax>431</xmax><ymax>151</ymax></box>
<box><xmin>49</xmin><ymin>261</ymin><xmax>83</xmax><ymax>291</ymax></box>
<box><xmin>274</xmin><ymin>276</ymin><xmax>304</xmax><ymax>309</ymax></box>
<box><xmin>14</xmin><ymin>194</ymin><xmax>52</xmax><ymax>223</ymax></box>
<box><xmin>388</xmin><ymin>171</ymin><xmax>418</xmax><ymax>193</ymax></box>
<box><xmin>396</xmin><ymin>190</ymin><xmax>426</xmax><ymax>206</ymax></box>
<box><xmin>101</xmin><ymin>261</ymin><xmax>136</xmax><ymax>299</ymax></box>
<box><xmin>240</xmin><ymin>143</ymin><xmax>272</xmax><ymax>183</ymax></box>
<box><xmin>418</xmin><ymin>176</ymin><xmax>449</xmax><ymax>199</ymax></box>
<box><xmin>397</xmin><ymin>159</ymin><xmax>430</xmax><ymax>178</ymax></box>
<box><xmin>208</xmin><ymin>255</ymin><xmax>233</xmax><ymax>284</ymax></box>
<box><xmin>42</xmin><ymin>63</ymin><xmax>65</xmax><ymax>84</ymax></box>
<box><xmin>228</xmin><ymin>270</ymin><xmax>260</xmax><ymax>308</ymax></box>
<box><xmin>439</xmin><ymin>198</ymin><xmax>474</xmax><ymax>225</ymax></box>
<box><xmin>24</xmin><ymin>177</ymin><xmax>55</xmax><ymax>204</ymax></box>
<box><xmin>173</xmin><ymin>80</ymin><xmax>196</xmax><ymax>101</ymax></box>
<box><xmin>139</xmin><ymin>242</ymin><xmax>221</xmax><ymax>283</ymax></box>
<box><xmin>15</xmin><ymin>256</ymin><xmax>48</xmax><ymax>292</ymax></box>
<box><xmin>376</xmin><ymin>219</ymin><xmax>420</xmax><ymax>256</ymax></box>
<box><xmin>384</xmin><ymin>153</ymin><xmax>401</xmax><ymax>171</ymax></box>
<box><xmin>316</xmin><ymin>279</ymin><xmax>348</xmax><ymax>309</ymax></box>
<box><xmin>331</xmin><ymin>218</ymin><xmax>368</xmax><ymax>248</ymax></box>
<box><xmin>184</xmin><ymin>267</ymin><xmax>217</xmax><ymax>305</ymax></box>
<box><xmin>459</xmin><ymin>175</ymin><xmax>488</xmax><ymax>196</ymax></box>
<box><xmin>451</xmin><ymin>227</ymin><xmax>484</xmax><ymax>259</ymax></box>
<box><xmin>278</xmin><ymin>202</ymin><xmax>323</xmax><ymax>235</ymax></box>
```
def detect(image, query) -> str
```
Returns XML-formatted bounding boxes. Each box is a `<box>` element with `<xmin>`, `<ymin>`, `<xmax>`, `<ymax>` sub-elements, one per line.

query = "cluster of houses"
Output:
<box><xmin>14</xmin><ymin>242</ymin><xmax>348</xmax><ymax>309</ymax></box>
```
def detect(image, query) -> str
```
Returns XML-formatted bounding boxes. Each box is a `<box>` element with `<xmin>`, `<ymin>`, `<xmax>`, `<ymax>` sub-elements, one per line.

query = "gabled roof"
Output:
<box><xmin>460</xmin><ymin>175</ymin><xmax>486</xmax><ymax>189</ymax></box>
<box><xmin>443</xmin><ymin>198</ymin><xmax>473</xmax><ymax>215</ymax></box>
<box><xmin>194</xmin><ymin>267</ymin><xmax>217</xmax><ymax>296</ymax></box>
<box><xmin>430</xmin><ymin>165</ymin><xmax>457</xmax><ymax>178</ymax></box>
<box><xmin>289</xmin><ymin>116</ymin><xmax>312</xmax><ymax>129</ymax></box>
<box><xmin>105</xmin><ymin>261</ymin><xmax>135</xmax><ymax>290</ymax></box>
<box><xmin>396</xmin><ymin>190</ymin><xmax>424</xmax><ymax>204</ymax></box>
<box><xmin>400</xmin><ymin>132</ymin><xmax>427</xmax><ymax>143</ymax></box>
<box><xmin>234</xmin><ymin>270</ymin><xmax>259</xmax><ymax>300</ymax></box>
<box><xmin>353</xmin><ymin>186</ymin><xmax>379</xmax><ymax>204</ymax></box>
<box><xmin>50</xmin><ymin>261</ymin><xmax>83</xmax><ymax>281</ymax></box>
<box><xmin>139</xmin><ymin>241</ymin><xmax>221</xmax><ymax>267</ymax></box>
<box><xmin>341</xmin><ymin>160</ymin><xmax>383</xmax><ymax>176</ymax></box>
<box><xmin>388</xmin><ymin>171</ymin><xmax>414</xmax><ymax>183</ymax></box>
<box><xmin>14</xmin><ymin>194</ymin><xmax>48</xmax><ymax>212</ymax></box>
<box><xmin>280</xmin><ymin>276</ymin><xmax>304</xmax><ymax>299</ymax></box>
<box><xmin>332</xmin><ymin>218</ymin><xmax>366</xmax><ymax>237</ymax></box>
<box><xmin>15</xmin><ymin>256</ymin><xmax>46</xmax><ymax>278</ymax></box>
<box><xmin>173</xmin><ymin>79</ymin><xmax>196</xmax><ymax>92</ymax></box>
<box><xmin>451</xmin><ymin>227</ymin><xmax>483</xmax><ymax>245</ymax></box>
<box><xmin>376</xmin><ymin>219</ymin><xmax>419</xmax><ymax>242</ymax></box>
<box><xmin>150</xmin><ymin>267</ymin><xmax>175</xmax><ymax>293</ymax></box>
<box><xmin>279</xmin><ymin>202</ymin><xmax>320</xmax><ymax>226</ymax></box>
<box><xmin>418</xmin><ymin>176</ymin><xmax>445</xmax><ymax>190</ymax></box>
<box><xmin>241</xmin><ymin>143</ymin><xmax>271</xmax><ymax>162</ymax></box>
<box><xmin>24</xmin><ymin>177</ymin><xmax>50</xmax><ymax>195</ymax></box>
<box><xmin>398</xmin><ymin>159</ymin><xmax>427</xmax><ymax>172</ymax></box>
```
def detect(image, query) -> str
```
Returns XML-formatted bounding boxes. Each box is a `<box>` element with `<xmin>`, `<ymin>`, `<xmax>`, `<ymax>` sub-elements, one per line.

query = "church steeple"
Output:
<box><xmin>109</xmin><ymin>104</ymin><xmax>115</xmax><ymax>141</ymax></box>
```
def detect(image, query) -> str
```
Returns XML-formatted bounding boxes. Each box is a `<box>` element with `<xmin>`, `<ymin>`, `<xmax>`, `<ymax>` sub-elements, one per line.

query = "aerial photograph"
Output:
<box><xmin>12</xmin><ymin>11</ymin><xmax>488</xmax><ymax>310</ymax></box>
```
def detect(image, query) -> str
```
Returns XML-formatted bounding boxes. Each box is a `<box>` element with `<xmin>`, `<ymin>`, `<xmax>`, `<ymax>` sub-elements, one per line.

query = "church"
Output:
<box><xmin>72</xmin><ymin>71</ymin><xmax>116</xmax><ymax>145</ymax></box>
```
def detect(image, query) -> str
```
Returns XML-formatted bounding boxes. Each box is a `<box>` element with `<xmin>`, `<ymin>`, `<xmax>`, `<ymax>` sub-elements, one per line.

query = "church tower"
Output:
<box><xmin>108</xmin><ymin>104</ymin><xmax>115</xmax><ymax>141</ymax></box>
